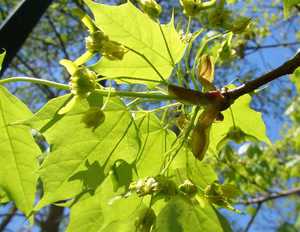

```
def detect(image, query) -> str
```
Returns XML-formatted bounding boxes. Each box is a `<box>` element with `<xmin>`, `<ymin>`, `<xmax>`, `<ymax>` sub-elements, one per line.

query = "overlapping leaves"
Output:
<box><xmin>23</xmin><ymin>94</ymin><xmax>140</xmax><ymax>210</ymax></box>
<box><xmin>66</xmin><ymin>112</ymin><xmax>231</xmax><ymax>232</ymax></box>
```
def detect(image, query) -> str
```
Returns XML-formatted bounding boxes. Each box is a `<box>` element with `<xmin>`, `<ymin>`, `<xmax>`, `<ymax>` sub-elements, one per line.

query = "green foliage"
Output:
<box><xmin>0</xmin><ymin>87</ymin><xmax>40</xmax><ymax>215</ymax></box>
<box><xmin>210</xmin><ymin>91</ymin><xmax>270</xmax><ymax>153</ymax></box>
<box><xmin>154</xmin><ymin>196</ymin><xmax>231</xmax><ymax>232</ymax></box>
<box><xmin>1</xmin><ymin>0</ymin><xmax>299</xmax><ymax>231</ymax></box>
<box><xmin>26</xmin><ymin>94</ymin><xmax>140</xmax><ymax>210</ymax></box>
<box><xmin>85</xmin><ymin>0</ymin><xmax>185</xmax><ymax>84</ymax></box>
<box><xmin>283</xmin><ymin>0</ymin><xmax>300</xmax><ymax>18</ymax></box>
<box><xmin>0</xmin><ymin>50</ymin><xmax>5</xmax><ymax>71</ymax></box>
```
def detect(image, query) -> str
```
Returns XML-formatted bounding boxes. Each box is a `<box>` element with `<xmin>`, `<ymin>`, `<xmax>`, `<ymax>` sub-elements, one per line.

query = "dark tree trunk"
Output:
<box><xmin>0</xmin><ymin>0</ymin><xmax>53</xmax><ymax>76</ymax></box>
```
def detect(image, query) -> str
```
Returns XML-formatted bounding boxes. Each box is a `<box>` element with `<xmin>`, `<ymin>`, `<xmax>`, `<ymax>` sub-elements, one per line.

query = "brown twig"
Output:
<box><xmin>224</xmin><ymin>52</ymin><xmax>300</xmax><ymax>101</ymax></box>
<box><xmin>40</xmin><ymin>205</ymin><xmax>64</xmax><ymax>232</ymax></box>
<box><xmin>241</xmin><ymin>186</ymin><xmax>300</xmax><ymax>205</ymax></box>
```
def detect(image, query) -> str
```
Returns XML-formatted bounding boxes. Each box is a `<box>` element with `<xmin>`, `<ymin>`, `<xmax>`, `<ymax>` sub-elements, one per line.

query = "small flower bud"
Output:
<box><xmin>71</xmin><ymin>67</ymin><xmax>96</xmax><ymax>98</ymax></box>
<box><xmin>178</xmin><ymin>180</ymin><xmax>198</xmax><ymax>196</ymax></box>
<box><xmin>179</xmin><ymin>0</ymin><xmax>202</xmax><ymax>16</ymax></box>
<box><xmin>139</xmin><ymin>0</ymin><xmax>162</xmax><ymax>19</ymax></box>
<box><xmin>85</xmin><ymin>30</ymin><xmax>108</xmax><ymax>52</ymax></box>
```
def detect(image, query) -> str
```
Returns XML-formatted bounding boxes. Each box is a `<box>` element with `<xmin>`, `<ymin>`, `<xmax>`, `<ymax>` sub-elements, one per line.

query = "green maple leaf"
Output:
<box><xmin>84</xmin><ymin>0</ymin><xmax>186</xmax><ymax>85</ymax></box>
<box><xmin>154</xmin><ymin>196</ymin><xmax>232</xmax><ymax>232</ymax></box>
<box><xmin>0</xmin><ymin>86</ymin><xmax>40</xmax><ymax>215</ymax></box>
<box><xmin>66</xmin><ymin>177</ymin><xmax>147</xmax><ymax>232</ymax></box>
<box><xmin>210</xmin><ymin>92</ymin><xmax>270</xmax><ymax>153</ymax></box>
<box><xmin>24</xmin><ymin>95</ymin><xmax>140</xmax><ymax>210</ymax></box>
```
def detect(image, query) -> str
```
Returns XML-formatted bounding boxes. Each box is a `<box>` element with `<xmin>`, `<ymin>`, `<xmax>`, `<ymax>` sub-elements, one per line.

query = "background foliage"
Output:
<box><xmin>0</xmin><ymin>0</ymin><xmax>300</xmax><ymax>231</ymax></box>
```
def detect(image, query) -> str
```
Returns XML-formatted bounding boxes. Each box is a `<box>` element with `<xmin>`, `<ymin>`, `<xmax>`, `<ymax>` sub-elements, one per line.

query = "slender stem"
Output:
<box><xmin>0</xmin><ymin>77</ymin><xmax>178</xmax><ymax>101</ymax></box>
<box><xmin>161</xmin><ymin>106</ymin><xmax>201</xmax><ymax>174</ymax></box>
<box><xmin>229</xmin><ymin>106</ymin><xmax>236</xmax><ymax>128</ymax></box>
<box><xmin>136</xmin><ymin>102</ymin><xmax>181</xmax><ymax>113</ymax></box>
<box><xmin>0</xmin><ymin>77</ymin><xmax>70</xmax><ymax>90</ymax></box>
<box><xmin>185</xmin><ymin>29</ymin><xmax>204</xmax><ymax>75</ymax></box>
<box><xmin>186</xmin><ymin>17</ymin><xmax>192</xmax><ymax>34</ymax></box>
<box><xmin>74</xmin><ymin>50</ymin><xmax>94</xmax><ymax>66</ymax></box>
<box><xmin>101</xmin><ymin>84</ymin><xmax>112</xmax><ymax>111</ymax></box>
<box><xmin>176</xmin><ymin>61</ymin><xmax>185</xmax><ymax>87</ymax></box>
<box><xmin>95</xmin><ymin>89</ymin><xmax>176</xmax><ymax>101</ymax></box>
<box><xmin>96</xmin><ymin>76</ymin><xmax>163</xmax><ymax>84</ymax></box>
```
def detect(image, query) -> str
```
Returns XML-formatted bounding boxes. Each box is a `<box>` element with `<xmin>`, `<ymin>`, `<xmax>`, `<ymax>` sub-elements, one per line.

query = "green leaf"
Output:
<box><xmin>0</xmin><ymin>187</ymin><xmax>10</xmax><ymax>204</ymax></box>
<box><xmin>283</xmin><ymin>0</ymin><xmax>299</xmax><ymax>19</ymax></box>
<box><xmin>291</xmin><ymin>67</ymin><xmax>300</xmax><ymax>93</ymax></box>
<box><xmin>27</xmin><ymin>94</ymin><xmax>140</xmax><ymax>210</ymax></box>
<box><xmin>0</xmin><ymin>86</ymin><xmax>40</xmax><ymax>215</ymax></box>
<box><xmin>172</xmin><ymin>148</ymin><xmax>218</xmax><ymax>188</ymax></box>
<box><xmin>67</xmin><ymin>177</ymin><xmax>147</xmax><ymax>232</ymax></box>
<box><xmin>134</xmin><ymin>112</ymin><xmax>218</xmax><ymax>188</ymax></box>
<box><xmin>85</xmin><ymin>0</ymin><xmax>185</xmax><ymax>85</ymax></box>
<box><xmin>210</xmin><ymin>92</ymin><xmax>270</xmax><ymax>153</ymax></box>
<box><xmin>0</xmin><ymin>49</ymin><xmax>5</xmax><ymax>71</ymax></box>
<box><xmin>153</xmin><ymin>196</ymin><xmax>232</xmax><ymax>232</ymax></box>
<box><xmin>134</xmin><ymin>112</ymin><xmax>180</xmax><ymax>177</ymax></box>
<box><xmin>277</xmin><ymin>222</ymin><xmax>298</xmax><ymax>232</ymax></box>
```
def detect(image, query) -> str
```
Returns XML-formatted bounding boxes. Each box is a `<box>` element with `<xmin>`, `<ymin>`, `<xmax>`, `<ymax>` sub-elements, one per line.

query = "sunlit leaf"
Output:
<box><xmin>153</xmin><ymin>196</ymin><xmax>232</xmax><ymax>232</ymax></box>
<box><xmin>0</xmin><ymin>86</ymin><xmax>40</xmax><ymax>215</ymax></box>
<box><xmin>85</xmin><ymin>0</ymin><xmax>185</xmax><ymax>85</ymax></box>
<box><xmin>25</xmin><ymin>94</ymin><xmax>140</xmax><ymax>210</ymax></box>
<box><xmin>134</xmin><ymin>112</ymin><xmax>180</xmax><ymax>177</ymax></box>
<box><xmin>67</xmin><ymin>177</ymin><xmax>147</xmax><ymax>232</ymax></box>
<box><xmin>210</xmin><ymin>92</ymin><xmax>270</xmax><ymax>153</ymax></box>
<box><xmin>291</xmin><ymin>67</ymin><xmax>300</xmax><ymax>93</ymax></box>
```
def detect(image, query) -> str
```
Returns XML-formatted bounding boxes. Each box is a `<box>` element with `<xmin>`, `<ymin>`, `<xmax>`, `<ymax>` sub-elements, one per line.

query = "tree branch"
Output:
<box><xmin>40</xmin><ymin>205</ymin><xmax>64</xmax><ymax>232</ymax></box>
<box><xmin>245</xmin><ymin>41</ymin><xmax>300</xmax><ymax>51</ymax></box>
<box><xmin>241</xmin><ymin>186</ymin><xmax>300</xmax><ymax>205</ymax></box>
<box><xmin>243</xmin><ymin>203</ymin><xmax>262</xmax><ymax>232</ymax></box>
<box><xmin>225</xmin><ymin>52</ymin><xmax>300</xmax><ymax>101</ymax></box>
<box><xmin>45</xmin><ymin>14</ymin><xmax>70</xmax><ymax>60</ymax></box>
<box><xmin>15</xmin><ymin>54</ymin><xmax>56</xmax><ymax>99</ymax></box>
<box><xmin>0</xmin><ymin>205</ymin><xmax>17</xmax><ymax>232</ymax></box>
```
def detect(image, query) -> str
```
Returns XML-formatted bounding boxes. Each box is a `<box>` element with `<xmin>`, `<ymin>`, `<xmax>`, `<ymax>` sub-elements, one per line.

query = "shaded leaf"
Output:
<box><xmin>283</xmin><ymin>0</ymin><xmax>300</xmax><ymax>19</ymax></box>
<box><xmin>0</xmin><ymin>49</ymin><xmax>5</xmax><ymax>71</ymax></box>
